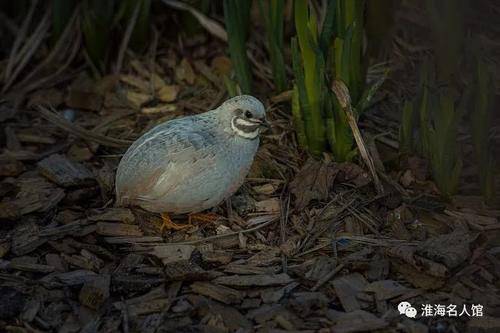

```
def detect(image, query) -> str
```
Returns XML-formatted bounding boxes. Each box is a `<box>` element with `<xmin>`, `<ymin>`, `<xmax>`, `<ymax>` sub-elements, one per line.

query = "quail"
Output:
<box><xmin>115</xmin><ymin>95</ymin><xmax>267</xmax><ymax>229</ymax></box>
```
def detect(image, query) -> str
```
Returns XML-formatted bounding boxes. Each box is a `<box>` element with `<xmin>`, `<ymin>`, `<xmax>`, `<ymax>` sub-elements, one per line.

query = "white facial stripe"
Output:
<box><xmin>233</xmin><ymin>127</ymin><xmax>259</xmax><ymax>139</ymax></box>
<box><xmin>231</xmin><ymin>117</ymin><xmax>259</xmax><ymax>139</ymax></box>
<box><xmin>235</xmin><ymin>117</ymin><xmax>259</xmax><ymax>127</ymax></box>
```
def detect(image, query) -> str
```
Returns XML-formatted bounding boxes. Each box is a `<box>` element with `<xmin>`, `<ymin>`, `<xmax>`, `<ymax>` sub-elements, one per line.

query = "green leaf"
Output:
<box><xmin>356</xmin><ymin>69</ymin><xmax>387</xmax><ymax>112</ymax></box>
<box><xmin>259</xmin><ymin>0</ymin><xmax>286</xmax><ymax>91</ymax></box>
<box><xmin>223</xmin><ymin>0</ymin><xmax>252</xmax><ymax>93</ymax></box>
<box><xmin>319</xmin><ymin>0</ymin><xmax>336</xmax><ymax>57</ymax></box>
<box><xmin>470</xmin><ymin>57</ymin><xmax>496</xmax><ymax>203</ymax></box>
<box><xmin>223</xmin><ymin>74</ymin><xmax>239</xmax><ymax>97</ymax></box>
<box><xmin>81</xmin><ymin>0</ymin><xmax>116</xmax><ymax>72</ymax></box>
<box><xmin>52</xmin><ymin>0</ymin><xmax>78</xmax><ymax>45</ymax></box>
<box><xmin>292</xmin><ymin>84</ymin><xmax>308</xmax><ymax>148</ymax></box>
<box><xmin>293</xmin><ymin>1</ymin><xmax>327</xmax><ymax>154</ymax></box>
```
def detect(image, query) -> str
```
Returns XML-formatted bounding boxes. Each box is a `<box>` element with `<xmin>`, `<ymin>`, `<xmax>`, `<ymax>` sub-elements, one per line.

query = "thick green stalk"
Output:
<box><xmin>291</xmin><ymin>37</ymin><xmax>312</xmax><ymax>150</ymax></box>
<box><xmin>223</xmin><ymin>0</ymin><xmax>252</xmax><ymax>94</ymax></box>
<box><xmin>259</xmin><ymin>0</ymin><xmax>286</xmax><ymax>92</ymax></box>
<box><xmin>294</xmin><ymin>0</ymin><xmax>326</xmax><ymax>154</ymax></box>
<box><xmin>428</xmin><ymin>90</ymin><xmax>462</xmax><ymax>197</ymax></box>
<box><xmin>335</xmin><ymin>0</ymin><xmax>365</xmax><ymax>104</ymax></box>
<box><xmin>292</xmin><ymin>84</ymin><xmax>308</xmax><ymax>148</ymax></box>
<box><xmin>319</xmin><ymin>0</ymin><xmax>336</xmax><ymax>57</ymax></box>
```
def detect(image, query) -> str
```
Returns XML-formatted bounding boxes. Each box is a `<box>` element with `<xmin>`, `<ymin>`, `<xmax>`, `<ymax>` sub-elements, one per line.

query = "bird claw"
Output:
<box><xmin>160</xmin><ymin>213</ymin><xmax>191</xmax><ymax>231</ymax></box>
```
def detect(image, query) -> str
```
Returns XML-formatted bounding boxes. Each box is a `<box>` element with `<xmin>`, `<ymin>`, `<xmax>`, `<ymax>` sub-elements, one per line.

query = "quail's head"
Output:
<box><xmin>217</xmin><ymin>95</ymin><xmax>268</xmax><ymax>139</ymax></box>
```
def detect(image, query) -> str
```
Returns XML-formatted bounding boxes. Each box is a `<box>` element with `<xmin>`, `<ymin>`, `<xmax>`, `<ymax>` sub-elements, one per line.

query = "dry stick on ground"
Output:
<box><xmin>311</xmin><ymin>263</ymin><xmax>345</xmax><ymax>291</ymax></box>
<box><xmin>331</xmin><ymin>80</ymin><xmax>384</xmax><ymax>195</ymax></box>
<box><xmin>141</xmin><ymin>216</ymin><xmax>280</xmax><ymax>247</ymax></box>
<box><xmin>37</xmin><ymin>106</ymin><xmax>133</xmax><ymax>148</ymax></box>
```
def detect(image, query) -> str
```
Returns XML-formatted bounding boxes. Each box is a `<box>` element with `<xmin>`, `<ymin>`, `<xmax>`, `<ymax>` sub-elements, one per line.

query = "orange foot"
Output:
<box><xmin>161</xmin><ymin>213</ymin><xmax>191</xmax><ymax>231</ymax></box>
<box><xmin>188</xmin><ymin>212</ymin><xmax>222</xmax><ymax>225</ymax></box>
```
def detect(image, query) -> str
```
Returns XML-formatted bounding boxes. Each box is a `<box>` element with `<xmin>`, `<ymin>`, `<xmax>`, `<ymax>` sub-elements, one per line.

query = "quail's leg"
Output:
<box><xmin>161</xmin><ymin>213</ymin><xmax>191</xmax><ymax>231</ymax></box>
<box><xmin>188</xmin><ymin>212</ymin><xmax>222</xmax><ymax>225</ymax></box>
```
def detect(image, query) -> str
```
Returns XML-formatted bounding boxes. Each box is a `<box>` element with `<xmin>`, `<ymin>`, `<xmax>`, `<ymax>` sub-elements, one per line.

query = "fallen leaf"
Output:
<box><xmin>120</xmin><ymin>75</ymin><xmax>150</xmax><ymax>93</ymax></box>
<box><xmin>141</xmin><ymin>104</ymin><xmax>177</xmax><ymax>115</ymax></box>
<box><xmin>175</xmin><ymin>58</ymin><xmax>196</xmax><ymax>85</ymax></box>
<box><xmin>151</xmin><ymin>73</ymin><xmax>167</xmax><ymax>91</ymax></box>
<box><xmin>252</xmin><ymin>183</ymin><xmax>278</xmax><ymax>195</ymax></box>
<box><xmin>211</xmin><ymin>56</ymin><xmax>232</xmax><ymax>76</ymax></box>
<box><xmin>337</xmin><ymin>162</ymin><xmax>371</xmax><ymax>187</ymax></box>
<box><xmin>130</xmin><ymin>59</ymin><xmax>150</xmax><ymax>78</ymax></box>
<box><xmin>254</xmin><ymin>198</ymin><xmax>281</xmax><ymax>214</ymax></box>
<box><xmin>126</xmin><ymin>91</ymin><xmax>152</xmax><ymax>108</ymax></box>
<box><xmin>157</xmin><ymin>85</ymin><xmax>181</xmax><ymax>102</ymax></box>
<box><xmin>290</xmin><ymin>158</ymin><xmax>338</xmax><ymax>209</ymax></box>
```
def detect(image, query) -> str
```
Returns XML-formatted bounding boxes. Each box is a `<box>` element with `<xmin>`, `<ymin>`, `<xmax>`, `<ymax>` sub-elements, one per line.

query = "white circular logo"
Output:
<box><xmin>405</xmin><ymin>307</ymin><xmax>417</xmax><ymax>318</ymax></box>
<box><xmin>398</xmin><ymin>301</ymin><xmax>411</xmax><ymax>314</ymax></box>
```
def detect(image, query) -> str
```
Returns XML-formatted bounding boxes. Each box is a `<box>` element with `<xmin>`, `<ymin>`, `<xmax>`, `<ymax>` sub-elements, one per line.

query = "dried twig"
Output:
<box><xmin>331</xmin><ymin>80</ymin><xmax>384</xmax><ymax>195</ymax></box>
<box><xmin>159</xmin><ymin>216</ymin><xmax>279</xmax><ymax>246</ymax></box>
<box><xmin>161</xmin><ymin>0</ymin><xmax>227</xmax><ymax>41</ymax></box>
<box><xmin>12</xmin><ymin>5</ymin><xmax>80</xmax><ymax>92</ymax></box>
<box><xmin>37</xmin><ymin>106</ymin><xmax>133</xmax><ymax>148</ymax></box>
<box><xmin>311</xmin><ymin>263</ymin><xmax>345</xmax><ymax>291</ymax></box>
<box><xmin>3</xmin><ymin>6</ymin><xmax>50</xmax><ymax>92</ymax></box>
<box><xmin>3</xmin><ymin>0</ymin><xmax>38</xmax><ymax>82</ymax></box>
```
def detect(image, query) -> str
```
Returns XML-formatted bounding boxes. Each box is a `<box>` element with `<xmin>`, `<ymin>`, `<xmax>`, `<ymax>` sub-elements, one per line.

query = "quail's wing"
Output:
<box><xmin>116</xmin><ymin>117</ymin><xmax>219</xmax><ymax>203</ymax></box>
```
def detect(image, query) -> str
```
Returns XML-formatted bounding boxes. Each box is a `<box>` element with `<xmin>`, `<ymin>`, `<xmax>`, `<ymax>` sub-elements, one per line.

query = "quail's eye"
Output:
<box><xmin>244</xmin><ymin>110</ymin><xmax>253</xmax><ymax>118</ymax></box>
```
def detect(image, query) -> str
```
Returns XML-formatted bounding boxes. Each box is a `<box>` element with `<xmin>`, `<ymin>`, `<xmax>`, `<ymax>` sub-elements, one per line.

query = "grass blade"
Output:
<box><xmin>259</xmin><ymin>0</ymin><xmax>286</xmax><ymax>91</ymax></box>
<box><xmin>223</xmin><ymin>0</ymin><xmax>252</xmax><ymax>93</ymax></box>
